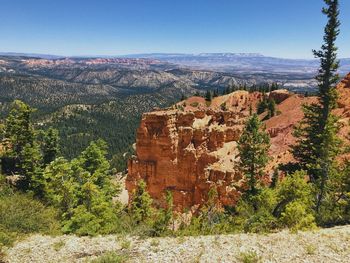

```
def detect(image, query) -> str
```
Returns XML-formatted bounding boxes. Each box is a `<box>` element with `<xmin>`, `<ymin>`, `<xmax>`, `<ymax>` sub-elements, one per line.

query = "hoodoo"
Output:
<box><xmin>127</xmin><ymin>73</ymin><xmax>350</xmax><ymax>210</ymax></box>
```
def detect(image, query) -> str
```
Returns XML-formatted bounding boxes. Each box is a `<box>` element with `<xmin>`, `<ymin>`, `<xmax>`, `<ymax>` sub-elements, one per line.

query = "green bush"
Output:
<box><xmin>177</xmin><ymin>212</ymin><xmax>235</xmax><ymax>236</ymax></box>
<box><xmin>243</xmin><ymin>210</ymin><xmax>278</xmax><ymax>233</ymax></box>
<box><xmin>90</xmin><ymin>251</ymin><xmax>129</xmax><ymax>263</ymax></box>
<box><xmin>177</xmin><ymin>188</ymin><xmax>237</xmax><ymax>236</ymax></box>
<box><xmin>234</xmin><ymin>188</ymin><xmax>278</xmax><ymax>233</ymax></box>
<box><xmin>275</xmin><ymin>171</ymin><xmax>316</xmax><ymax>231</ymax></box>
<box><xmin>62</xmin><ymin>201</ymin><xmax>121</xmax><ymax>236</ymax></box>
<box><xmin>0</xmin><ymin>190</ymin><xmax>60</xmax><ymax>247</ymax></box>
<box><xmin>237</xmin><ymin>250</ymin><xmax>261</xmax><ymax>263</ymax></box>
<box><xmin>280</xmin><ymin>201</ymin><xmax>316</xmax><ymax>231</ymax></box>
<box><xmin>315</xmin><ymin>165</ymin><xmax>350</xmax><ymax>226</ymax></box>
<box><xmin>234</xmin><ymin>171</ymin><xmax>316</xmax><ymax>233</ymax></box>
<box><xmin>0</xmin><ymin>225</ymin><xmax>18</xmax><ymax>248</ymax></box>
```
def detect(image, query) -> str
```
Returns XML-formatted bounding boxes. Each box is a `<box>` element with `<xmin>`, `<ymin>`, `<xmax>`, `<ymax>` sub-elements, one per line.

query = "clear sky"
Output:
<box><xmin>1</xmin><ymin>0</ymin><xmax>349</xmax><ymax>59</ymax></box>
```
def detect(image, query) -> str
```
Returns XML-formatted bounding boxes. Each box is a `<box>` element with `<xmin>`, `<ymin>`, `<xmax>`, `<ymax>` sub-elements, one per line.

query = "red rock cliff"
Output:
<box><xmin>126</xmin><ymin>73</ymin><xmax>350</xmax><ymax>210</ymax></box>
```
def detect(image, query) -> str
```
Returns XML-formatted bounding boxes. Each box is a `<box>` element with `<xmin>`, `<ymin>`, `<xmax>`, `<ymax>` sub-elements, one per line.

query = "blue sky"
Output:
<box><xmin>1</xmin><ymin>0</ymin><xmax>349</xmax><ymax>58</ymax></box>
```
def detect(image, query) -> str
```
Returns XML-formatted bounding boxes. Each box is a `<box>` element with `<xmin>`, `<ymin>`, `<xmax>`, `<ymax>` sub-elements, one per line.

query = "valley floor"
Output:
<box><xmin>3</xmin><ymin>225</ymin><xmax>350</xmax><ymax>263</ymax></box>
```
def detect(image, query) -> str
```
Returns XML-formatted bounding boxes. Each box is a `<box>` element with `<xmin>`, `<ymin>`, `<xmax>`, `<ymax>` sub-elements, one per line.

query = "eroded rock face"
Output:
<box><xmin>127</xmin><ymin>74</ymin><xmax>350</xmax><ymax>210</ymax></box>
<box><xmin>127</xmin><ymin>91</ymin><xmax>276</xmax><ymax>210</ymax></box>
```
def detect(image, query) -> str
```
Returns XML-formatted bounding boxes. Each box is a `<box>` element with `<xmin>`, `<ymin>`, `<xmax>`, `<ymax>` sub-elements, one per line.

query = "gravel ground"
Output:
<box><xmin>3</xmin><ymin>226</ymin><xmax>350</xmax><ymax>263</ymax></box>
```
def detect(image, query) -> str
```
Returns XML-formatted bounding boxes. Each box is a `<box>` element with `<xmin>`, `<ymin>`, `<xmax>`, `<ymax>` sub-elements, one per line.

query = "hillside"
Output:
<box><xmin>0</xmin><ymin>55</ymin><xmax>319</xmax><ymax>170</ymax></box>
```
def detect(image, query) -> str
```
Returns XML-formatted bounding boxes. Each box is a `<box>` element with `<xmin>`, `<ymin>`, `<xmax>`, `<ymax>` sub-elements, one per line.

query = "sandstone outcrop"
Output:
<box><xmin>127</xmin><ymin>73</ymin><xmax>350</xmax><ymax>210</ymax></box>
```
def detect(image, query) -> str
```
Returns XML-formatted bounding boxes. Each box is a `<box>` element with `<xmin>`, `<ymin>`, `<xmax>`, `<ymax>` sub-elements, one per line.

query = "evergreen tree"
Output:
<box><xmin>152</xmin><ymin>190</ymin><xmax>174</xmax><ymax>235</ymax></box>
<box><xmin>292</xmin><ymin>0</ymin><xmax>341</xmax><ymax>212</ymax></box>
<box><xmin>238</xmin><ymin>114</ymin><xmax>270</xmax><ymax>206</ymax></box>
<box><xmin>213</xmin><ymin>88</ymin><xmax>219</xmax><ymax>98</ymax></box>
<box><xmin>257</xmin><ymin>93</ymin><xmax>268</xmax><ymax>115</ymax></box>
<box><xmin>20</xmin><ymin>142</ymin><xmax>44</xmax><ymax>195</ymax></box>
<box><xmin>270</xmin><ymin>82</ymin><xmax>279</xmax><ymax>92</ymax></box>
<box><xmin>0</xmin><ymin>100</ymin><xmax>44</xmax><ymax>194</ymax></box>
<box><xmin>205</xmin><ymin>90</ymin><xmax>212</xmax><ymax>101</ymax></box>
<box><xmin>43</xmin><ymin>140</ymin><xmax>120</xmax><ymax>235</ymax></box>
<box><xmin>130</xmin><ymin>179</ymin><xmax>153</xmax><ymax>224</ymax></box>
<box><xmin>2</xmin><ymin>100</ymin><xmax>35</xmax><ymax>157</ymax></box>
<box><xmin>77</xmin><ymin>140</ymin><xmax>110</xmax><ymax>181</ymax></box>
<box><xmin>42</xmin><ymin>128</ymin><xmax>60</xmax><ymax>165</ymax></box>
<box><xmin>163</xmin><ymin>190</ymin><xmax>173</xmax><ymax>228</ymax></box>
<box><xmin>270</xmin><ymin>168</ymin><xmax>279</xmax><ymax>189</ymax></box>
<box><xmin>267</xmin><ymin>98</ymin><xmax>276</xmax><ymax>118</ymax></box>
<box><xmin>43</xmin><ymin>157</ymin><xmax>77</xmax><ymax>217</ymax></box>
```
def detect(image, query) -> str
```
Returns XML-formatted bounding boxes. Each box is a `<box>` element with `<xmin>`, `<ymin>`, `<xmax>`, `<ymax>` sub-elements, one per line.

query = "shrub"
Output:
<box><xmin>220</xmin><ymin>102</ymin><xmax>227</xmax><ymax>111</ymax></box>
<box><xmin>234</xmin><ymin>171</ymin><xmax>316</xmax><ymax>233</ymax></box>
<box><xmin>234</xmin><ymin>188</ymin><xmax>278</xmax><ymax>233</ymax></box>
<box><xmin>90</xmin><ymin>251</ymin><xmax>129</xmax><ymax>263</ymax></box>
<box><xmin>61</xmin><ymin>198</ymin><xmax>121</xmax><ymax>236</ymax></box>
<box><xmin>178</xmin><ymin>188</ymin><xmax>236</xmax><ymax>236</ymax></box>
<box><xmin>0</xmin><ymin>190</ymin><xmax>60</xmax><ymax>247</ymax></box>
<box><xmin>315</xmin><ymin>165</ymin><xmax>350</xmax><ymax>226</ymax></box>
<box><xmin>0</xmin><ymin>192</ymin><xmax>59</xmax><ymax>234</ymax></box>
<box><xmin>0</xmin><ymin>226</ymin><xmax>18</xmax><ymax>248</ymax></box>
<box><xmin>280</xmin><ymin>201</ymin><xmax>316</xmax><ymax>231</ymax></box>
<box><xmin>243</xmin><ymin>210</ymin><xmax>278</xmax><ymax>233</ymax></box>
<box><xmin>130</xmin><ymin>180</ymin><xmax>153</xmax><ymax>225</ymax></box>
<box><xmin>150</xmin><ymin>191</ymin><xmax>174</xmax><ymax>237</ymax></box>
<box><xmin>237</xmin><ymin>250</ymin><xmax>260</xmax><ymax>263</ymax></box>
<box><xmin>275</xmin><ymin>170</ymin><xmax>316</xmax><ymax>231</ymax></box>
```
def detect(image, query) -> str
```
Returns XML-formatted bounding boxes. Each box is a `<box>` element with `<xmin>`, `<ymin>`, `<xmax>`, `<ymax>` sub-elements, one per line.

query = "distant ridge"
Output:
<box><xmin>0</xmin><ymin>51</ymin><xmax>348</xmax><ymax>75</ymax></box>
<box><xmin>122</xmin><ymin>53</ymin><xmax>350</xmax><ymax>75</ymax></box>
<box><xmin>123</xmin><ymin>52</ymin><xmax>265</xmax><ymax>58</ymax></box>
<box><xmin>0</xmin><ymin>52</ymin><xmax>63</xmax><ymax>59</ymax></box>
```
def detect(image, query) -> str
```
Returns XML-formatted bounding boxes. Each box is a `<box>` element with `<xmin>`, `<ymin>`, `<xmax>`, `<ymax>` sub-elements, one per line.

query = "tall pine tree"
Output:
<box><xmin>42</xmin><ymin>128</ymin><xmax>60</xmax><ymax>165</ymax></box>
<box><xmin>238</xmin><ymin>113</ymin><xmax>270</xmax><ymax>207</ymax></box>
<box><xmin>292</xmin><ymin>0</ymin><xmax>341</xmax><ymax>212</ymax></box>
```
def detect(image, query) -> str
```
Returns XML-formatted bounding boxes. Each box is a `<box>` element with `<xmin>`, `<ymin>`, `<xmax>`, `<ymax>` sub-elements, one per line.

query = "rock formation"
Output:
<box><xmin>127</xmin><ymin>73</ymin><xmax>350</xmax><ymax>211</ymax></box>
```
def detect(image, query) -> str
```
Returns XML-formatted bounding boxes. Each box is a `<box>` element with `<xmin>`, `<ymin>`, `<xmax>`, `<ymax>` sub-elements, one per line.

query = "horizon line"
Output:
<box><xmin>0</xmin><ymin>51</ymin><xmax>350</xmax><ymax>60</ymax></box>
<box><xmin>2</xmin><ymin>51</ymin><xmax>350</xmax><ymax>60</ymax></box>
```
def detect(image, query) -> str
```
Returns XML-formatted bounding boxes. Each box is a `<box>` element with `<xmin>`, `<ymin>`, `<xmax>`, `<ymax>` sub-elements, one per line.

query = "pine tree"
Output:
<box><xmin>20</xmin><ymin>142</ymin><xmax>44</xmax><ymax>195</ymax></box>
<box><xmin>257</xmin><ymin>93</ymin><xmax>268</xmax><ymax>115</ymax></box>
<box><xmin>205</xmin><ymin>90</ymin><xmax>212</xmax><ymax>101</ymax></box>
<box><xmin>43</xmin><ymin>157</ymin><xmax>77</xmax><ymax>216</ymax></box>
<box><xmin>0</xmin><ymin>100</ymin><xmax>44</xmax><ymax>193</ymax></box>
<box><xmin>270</xmin><ymin>168</ymin><xmax>279</xmax><ymax>188</ymax></box>
<box><xmin>152</xmin><ymin>190</ymin><xmax>174</xmax><ymax>235</ymax></box>
<box><xmin>267</xmin><ymin>98</ymin><xmax>276</xmax><ymax>118</ymax></box>
<box><xmin>42</xmin><ymin>128</ymin><xmax>60</xmax><ymax>165</ymax></box>
<box><xmin>43</xmin><ymin>141</ymin><xmax>121</xmax><ymax>235</ymax></box>
<box><xmin>130</xmin><ymin>179</ymin><xmax>153</xmax><ymax>224</ymax></box>
<box><xmin>76</xmin><ymin>139</ymin><xmax>111</xmax><ymax>189</ymax></box>
<box><xmin>1</xmin><ymin>100</ymin><xmax>35</xmax><ymax>166</ymax></box>
<box><xmin>292</xmin><ymin>0</ymin><xmax>341</xmax><ymax>212</ymax></box>
<box><xmin>238</xmin><ymin>114</ymin><xmax>270</xmax><ymax>205</ymax></box>
<box><xmin>213</xmin><ymin>88</ymin><xmax>219</xmax><ymax>98</ymax></box>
